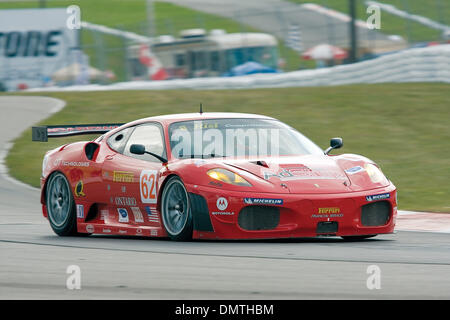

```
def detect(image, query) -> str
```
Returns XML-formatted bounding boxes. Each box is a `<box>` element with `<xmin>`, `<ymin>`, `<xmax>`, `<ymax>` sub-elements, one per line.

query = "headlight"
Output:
<box><xmin>207</xmin><ymin>168</ymin><xmax>252</xmax><ymax>187</ymax></box>
<box><xmin>365</xmin><ymin>163</ymin><xmax>387</xmax><ymax>184</ymax></box>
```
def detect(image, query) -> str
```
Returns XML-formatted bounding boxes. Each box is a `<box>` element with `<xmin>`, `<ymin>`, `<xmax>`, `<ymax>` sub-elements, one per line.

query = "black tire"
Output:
<box><xmin>45</xmin><ymin>172</ymin><xmax>78</xmax><ymax>236</ymax></box>
<box><xmin>161</xmin><ymin>176</ymin><xmax>193</xmax><ymax>241</ymax></box>
<box><xmin>341</xmin><ymin>235</ymin><xmax>377</xmax><ymax>241</ymax></box>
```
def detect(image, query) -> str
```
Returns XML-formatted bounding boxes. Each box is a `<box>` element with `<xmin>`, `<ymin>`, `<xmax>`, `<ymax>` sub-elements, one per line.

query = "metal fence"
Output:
<box><xmin>78</xmin><ymin>0</ymin><xmax>449</xmax><ymax>84</ymax></box>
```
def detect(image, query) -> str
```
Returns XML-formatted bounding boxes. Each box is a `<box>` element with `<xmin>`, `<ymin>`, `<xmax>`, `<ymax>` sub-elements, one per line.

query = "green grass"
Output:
<box><xmin>4</xmin><ymin>83</ymin><xmax>450</xmax><ymax>212</ymax></box>
<box><xmin>0</xmin><ymin>0</ymin><xmax>310</xmax><ymax>80</ymax></box>
<box><xmin>288</xmin><ymin>0</ymin><xmax>448</xmax><ymax>42</ymax></box>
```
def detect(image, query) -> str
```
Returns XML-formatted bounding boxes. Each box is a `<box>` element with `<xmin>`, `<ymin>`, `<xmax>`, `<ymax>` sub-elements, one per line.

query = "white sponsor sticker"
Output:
<box><xmin>345</xmin><ymin>166</ymin><xmax>365</xmax><ymax>175</ymax></box>
<box><xmin>366</xmin><ymin>193</ymin><xmax>390</xmax><ymax>202</ymax></box>
<box><xmin>117</xmin><ymin>208</ymin><xmax>129</xmax><ymax>223</ymax></box>
<box><xmin>100</xmin><ymin>209</ymin><xmax>109</xmax><ymax>221</ymax></box>
<box><xmin>216</xmin><ymin>197</ymin><xmax>228</xmax><ymax>211</ymax></box>
<box><xmin>86</xmin><ymin>224</ymin><xmax>94</xmax><ymax>233</ymax></box>
<box><xmin>140</xmin><ymin>170</ymin><xmax>158</xmax><ymax>204</ymax></box>
<box><xmin>131</xmin><ymin>207</ymin><xmax>144</xmax><ymax>223</ymax></box>
<box><xmin>76</xmin><ymin>204</ymin><xmax>84</xmax><ymax>218</ymax></box>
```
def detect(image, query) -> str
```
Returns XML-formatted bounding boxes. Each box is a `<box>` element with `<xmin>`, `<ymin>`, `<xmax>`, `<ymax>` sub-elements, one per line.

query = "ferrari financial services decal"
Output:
<box><xmin>318</xmin><ymin>207</ymin><xmax>340</xmax><ymax>214</ymax></box>
<box><xmin>311</xmin><ymin>207</ymin><xmax>344</xmax><ymax>219</ymax></box>
<box><xmin>312</xmin><ymin>207</ymin><xmax>343</xmax><ymax>218</ymax></box>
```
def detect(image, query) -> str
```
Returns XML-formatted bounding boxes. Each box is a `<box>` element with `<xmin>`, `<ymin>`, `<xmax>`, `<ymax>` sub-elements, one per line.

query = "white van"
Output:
<box><xmin>127</xmin><ymin>29</ymin><xmax>278</xmax><ymax>80</ymax></box>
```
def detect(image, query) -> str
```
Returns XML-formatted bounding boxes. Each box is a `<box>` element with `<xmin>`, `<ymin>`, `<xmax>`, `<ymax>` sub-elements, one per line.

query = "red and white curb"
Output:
<box><xmin>396</xmin><ymin>210</ymin><xmax>450</xmax><ymax>233</ymax></box>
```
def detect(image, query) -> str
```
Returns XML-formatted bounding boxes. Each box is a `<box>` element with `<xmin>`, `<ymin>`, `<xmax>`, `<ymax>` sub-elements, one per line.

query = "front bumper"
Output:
<box><xmin>186</xmin><ymin>183</ymin><xmax>397</xmax><ymax>240</ymax></box>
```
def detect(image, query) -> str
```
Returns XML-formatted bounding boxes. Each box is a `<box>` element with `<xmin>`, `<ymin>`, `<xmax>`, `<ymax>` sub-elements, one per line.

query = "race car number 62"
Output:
<box><xmin>140</xmin><ymin>170</ymin><xmax>157</xmax><ymax>204</ymax></box>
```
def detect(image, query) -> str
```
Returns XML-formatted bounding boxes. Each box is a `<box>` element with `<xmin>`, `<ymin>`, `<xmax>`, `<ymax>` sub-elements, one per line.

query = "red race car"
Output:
<box><xmin>33</xmin><ymin>112</ymin><xmax>397</xmax><ymax>241</ymax></box>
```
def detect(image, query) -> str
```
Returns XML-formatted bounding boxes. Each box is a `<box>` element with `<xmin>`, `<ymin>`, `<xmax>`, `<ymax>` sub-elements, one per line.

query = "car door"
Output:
<box><xmin>102</xmin><ymin>122</ymin><xmax>166</xmax><ymax>228</ymax></box>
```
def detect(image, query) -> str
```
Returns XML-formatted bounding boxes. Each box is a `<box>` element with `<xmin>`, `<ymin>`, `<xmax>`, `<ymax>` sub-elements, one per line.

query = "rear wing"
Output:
<box><xmin>32</xmin><ymin>124</ymin><xmax>124</xmax><ymax>142</ymax></box>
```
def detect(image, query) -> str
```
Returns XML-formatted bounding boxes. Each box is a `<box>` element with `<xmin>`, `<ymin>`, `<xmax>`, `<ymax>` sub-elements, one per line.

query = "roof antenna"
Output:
<box><xmin>199</xmin><ymin>103</ymin><xmax>203</xmax><ymax>115</ymax></box>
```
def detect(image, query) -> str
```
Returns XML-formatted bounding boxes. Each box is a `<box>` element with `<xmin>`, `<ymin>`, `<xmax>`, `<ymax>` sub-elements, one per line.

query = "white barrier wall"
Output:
<box><xmin>28</xmin><ymin>44</ymin><xmax>450</xmax><ymax>92</ymax></box>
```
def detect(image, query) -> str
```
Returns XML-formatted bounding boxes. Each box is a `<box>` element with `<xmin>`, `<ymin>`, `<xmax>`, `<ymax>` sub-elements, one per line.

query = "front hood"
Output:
<box><xmin>225</xmin><ymin>155</ymin><xmax>352</xmax><ymax>194</ymax></box>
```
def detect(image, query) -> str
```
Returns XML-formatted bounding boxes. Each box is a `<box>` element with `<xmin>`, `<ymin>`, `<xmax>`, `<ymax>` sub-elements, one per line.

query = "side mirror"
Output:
<box><xmin>324</xmin><ymin>137</ymin><xmax>343</xmax><ymax>155</ymax></box>
<box><xmin>330</xmin><ymin>137</ymin><xmax>343</xmax><ymax>149</ymax></box>
<box><xmin>129</xmin><ymin>144</ymin><xmax>168</xmax><ymax>163</ymax></box>
<box><xmin>130</xmin><ymin>144</ymin><xmax>146</xmax><ymax>155</ymax></box>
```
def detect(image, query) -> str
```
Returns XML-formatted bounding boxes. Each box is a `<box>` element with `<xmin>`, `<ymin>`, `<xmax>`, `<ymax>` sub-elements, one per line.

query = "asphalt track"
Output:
<box><xmin>0</xmin><ymin>96</ymin><xmax>449</xmax><ymax>300</ymax></box>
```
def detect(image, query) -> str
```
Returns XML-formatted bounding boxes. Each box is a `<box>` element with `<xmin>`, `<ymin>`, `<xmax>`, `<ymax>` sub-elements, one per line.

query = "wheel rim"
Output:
<box><xmin>47</xmin><ymin>174</ymin><xmax>72</xmax><ymax>228</ymax></box>
<box><xmin>162</xmin><ymin>179</ymin><xmax>189</xmax><ymax>236</ymax></box>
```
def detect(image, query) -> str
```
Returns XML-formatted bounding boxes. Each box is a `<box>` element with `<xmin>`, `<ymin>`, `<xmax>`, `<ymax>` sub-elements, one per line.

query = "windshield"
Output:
<box><xmin>168</xmin><ymin>118</ymin><xmax>323</xmax><ymax>159</ymax></box>
<box><xmin>225</xmin><ymin>46</ymin><xmax>278</xmax><ymax>69</ymax></box>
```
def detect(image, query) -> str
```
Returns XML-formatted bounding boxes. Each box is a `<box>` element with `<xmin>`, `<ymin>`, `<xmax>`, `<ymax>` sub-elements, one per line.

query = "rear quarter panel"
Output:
<box><xmin>40</xmin><ymin>141</ymin><xmax>101</xmax><ymax>205</ymax></box>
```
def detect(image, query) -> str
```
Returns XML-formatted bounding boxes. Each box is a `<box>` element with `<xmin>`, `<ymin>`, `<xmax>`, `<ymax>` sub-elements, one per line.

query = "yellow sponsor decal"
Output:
<box><xmin>194</xmin><ymin>122</ymin><xmax>218</xmax><ymax>130</ymax></box>
<box><xmin>74</xmin><ymin>180</ymin><xmax>85</xmax><ymax>197</ymax></box>
<box><xmin>113</xmin><ymin>171</ymin><xmax>134</xmax><ymax>183</ymax></box>
<box><xmin>318</xmin><ymin>207</ymin><xmax>341</xmax><ymax>214</ymax></box>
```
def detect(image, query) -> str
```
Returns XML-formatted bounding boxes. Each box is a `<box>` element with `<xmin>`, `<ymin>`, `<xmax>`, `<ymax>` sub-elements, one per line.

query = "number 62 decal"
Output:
<box><xmin>140</xmin><ymin>170</ymin><xmax>158</xmax><ymax>203</ymax></box>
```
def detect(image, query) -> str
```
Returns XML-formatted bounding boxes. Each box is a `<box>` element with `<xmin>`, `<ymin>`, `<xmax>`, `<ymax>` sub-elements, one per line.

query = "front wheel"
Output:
<box><xmin>161</xmin><ymin>176</ymin><xmax>193</xmax><ymax>241</ymax></box>
<box><xmin>46</xmin><ymin>172</ymin><xmax>78</xmax><ymax>236</ymax></box>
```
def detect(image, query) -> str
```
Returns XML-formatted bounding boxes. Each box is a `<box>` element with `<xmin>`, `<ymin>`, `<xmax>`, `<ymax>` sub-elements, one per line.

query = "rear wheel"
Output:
<box><xmin>161</xmin><ymin>176</ymin><xmax>193</xmax><ymax>241</ymax></box>
<box><xmin>341</xmin><ymin>235</ymin><xmax>377</xmax><ymax>241</ymax></box>
<box><xmin>46</xmin><ymin>172</ymin><xmax>78</xmax><ymax>236</ymax></box>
